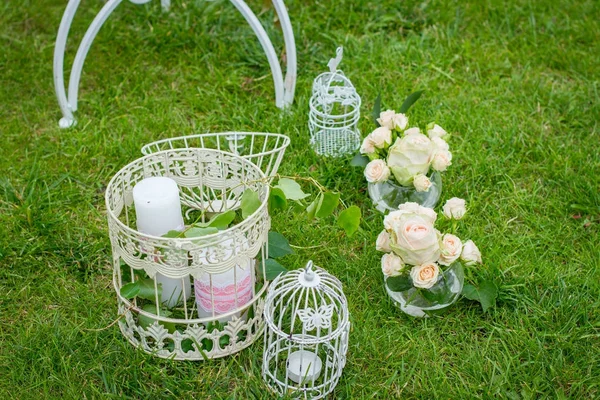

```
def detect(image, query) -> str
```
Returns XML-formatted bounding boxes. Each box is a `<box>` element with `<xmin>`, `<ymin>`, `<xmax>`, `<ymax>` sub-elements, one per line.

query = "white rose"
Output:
<box><xmin>397</xmin><ymin>202</ymin><xmax>437</xmax><ymax>224</ymax></box>
<box><xmin>431</xmin><ymin>150</ymin><xmax>452</xmax><ymax>172</ymax></box>
<box><xmin>461</xmin><ymin>240</ymin><xmax>482</xmax><ymax>265</ymax></box>
<box><xmin>404</xmin><ymin>127</ymin><xmax>421</xmax><ymax>136</ymax></box>
<box><xmin>439</xmin><ymin>234</ymin><xmax>462</xmax><ymax>266</ymax></box>
<box><xmin>431</xmin><ymin>137</ymin><xmax>449</xmax><ymax>151</ymax></box>
<box><xmin>389</xmin><ymin>214</ymin><xmax>440</xmax><ymax>265</ymax></box>
<box><xmin>393</xmin><ymin>113</ymin><xmax>408</xmax><ymax>130</ymax></box>
<box><xmin>387</xmin><ymin>134</ymin><xmax>435</xmax><ymax>186</ymax></box>
<box><xmin>376</xmin><ymin>230</ymin><xmax>391</xmax><ymax>252</ymax></box>
<box><xmin>383</xmin><ymin>210</ymin><xmax>403</xmax><ymax>231</ymax></box>
<box><xmin>410</xmin><ymin>263</ymin><xmax>440</xmax><ymax>289</ymax></box>
<box><xmin>442</xmin><ymin>197</ymin><xmax>467</xmax><ymax>220</ymax></box>
<box><xmin>413</xmin><ymin>174</ymin><xmax>432</xmax><ymax>192</ymax></box>
<box><xmin>370</xmin><ymin>127</ymin><xmax>392</xmax><ymax>148</ymax></box>
<box><xmin>427</xmin><ymin>124</ymin><xmax>447</xmax><ymax>139</ymax></box>
<box><xmin>360</xmin><ymin>137</ymin><xmax>375</xmax><ymax>154</ymax></box>
<box><xmin>364</xmin><ymin>159</ymin><xmax>391</xmax><ymax>183</ymax></box>
<box><xmin>377</xmin><ymin>110</ymin><xmax>396</xmax><ymax>130</ymax></box>
<box><xmin>381</xmin><ymin>253</ymin><xmax>404</xmax><ymax>277</ymax></box>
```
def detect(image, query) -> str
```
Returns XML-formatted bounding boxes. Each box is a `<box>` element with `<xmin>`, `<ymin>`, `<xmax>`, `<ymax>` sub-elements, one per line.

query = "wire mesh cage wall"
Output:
<box><xmin>140</xmin><ymin>132</ymin><xmax>290</xmax><ymax>179</ymax></box>
<box><xmin>105</xmin><ymin>148</ymin><xmax>271</xmax><ymax>360</ymax></box>
<box><xmin>309</xmin><ymin>47</ymin><xmax>361</xmax><ymax>157</ymax></box>
<box><xmin>262</xmin><ymin>261</ymin><xmax>350</xmax><ymax>399</ymax></box>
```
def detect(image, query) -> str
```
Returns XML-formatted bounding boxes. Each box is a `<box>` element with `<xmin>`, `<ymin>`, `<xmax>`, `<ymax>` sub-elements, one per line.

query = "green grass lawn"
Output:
<box><xmin>1</xmin><ymin>0</ymin><xmax>599</xmax><ymax>398</ymax></box>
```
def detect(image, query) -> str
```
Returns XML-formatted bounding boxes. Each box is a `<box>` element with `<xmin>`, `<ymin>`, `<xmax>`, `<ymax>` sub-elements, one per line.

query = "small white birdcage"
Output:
<box><xmin>106</xmin><ymin>148</ymin><xmax>272</xmax><ymax>360</ymax></box>
<box><xmin>262</xmin><ymin>261</ymin><xmax>350</xmax><ymax>399</ymax></box>
<box><xmin>309</xmin><ymin>47</ymin><xmax>361</xmax><ymax>157</ymax></box>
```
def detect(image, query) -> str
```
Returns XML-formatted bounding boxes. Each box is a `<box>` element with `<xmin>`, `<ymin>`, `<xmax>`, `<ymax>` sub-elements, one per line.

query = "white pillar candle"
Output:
<box><xmin>133</xmin><ymin>176</ymin><xmax>191</xmax><ymax>308</ymax></box>
<box><xmin>287</xmin><ymin>350</ymin><xmax>322</xmax><ymax>384</ymax></box>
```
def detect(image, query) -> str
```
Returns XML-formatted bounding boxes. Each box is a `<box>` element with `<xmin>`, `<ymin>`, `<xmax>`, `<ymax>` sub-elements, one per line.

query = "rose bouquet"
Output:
<box><xmin>359</xmin><ymin>97</ymin><xmax>452</xmax><ymax>211</ymax></box>
<box><xmin>376</xmin><ymin>199</ymin><xmax>493</xmax><ymax>317</ymax></box>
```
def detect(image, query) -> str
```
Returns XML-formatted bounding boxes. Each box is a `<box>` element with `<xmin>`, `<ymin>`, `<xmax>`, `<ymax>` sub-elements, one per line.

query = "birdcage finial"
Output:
<box><xmin>327</xmin><ymin>46</ymin><xmax>344</xmax><ymax>73</ymax></box>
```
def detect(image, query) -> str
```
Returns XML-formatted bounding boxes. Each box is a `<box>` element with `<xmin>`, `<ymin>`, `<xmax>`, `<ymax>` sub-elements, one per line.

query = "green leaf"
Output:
<box><xmin>399</xmin><ymin>90</ymin><xmax>424</xmax><ymax>113</ymax></box>
<box><xmin>195</xmin><ymin>210</ymin><xmax>236</xmax><ymax>230</ymax></box>
<box><xmin>240</xmin><ymin>189</ymin><xmax>261</xmax><ymax>218</ymax></box>
<box><xmin>316</xmin><ymin>192</ymin><xmax>340</xmax><ymax>218</ymax></box>
<box><xmin>185</xmin><ymin>226</ymin><xmax>219</xmax><ymax>238</ymax></box>
<box><xmin>268</xmin><ymin>231</ymin><xmax>294</xmax><ymax>258</ymax></box>
<box><xmin>268</xmin><ymin>187</ymin><xmax>287</xmax><ymax>213</ymax></box>
<box><xmin>350</xmin><ymin>153</ymin><xmax>370</xmax><ymax>167</ymax></box>
<box><xmin>162</xmin><ymin>230</ymin><xmax>182</xmax><ymax>238</ymax></box>
<box><xmin>462</xmin><ymin>280</ymin><xmax>498</xmax><ymax>312</ymax></box>
<box><xmin>337</xmin><ymin>205</ymin><xmax>361</xmax><ymax>237</ymax></box>
<box><xmin>264</xmin><ymin>258</ymin><xmax>288</xmax><ymax>280</ymax></box>
<box><xmin>120</xmin><ymin>281</ymin><xmax>140</xmax><ymax>299</ymax></box>
<box><xmin>372</xmin><ymin>93</ymin><xmax>381</xmax><ymax>126</ymax></box>
<box><xmin>137</xmin><ymin>278</ymin><xmax>162</xmax><ymax>302</ymax></box>
<box><xmin>306</xmin><ymin>193</ymin><xmax>323</xmax><ymax>219</ymax></box>
<box><xmin>274</xmin><ymin>178</ymin><xmax>310</xmax><ymax>201</ymax></box>
<box><xmin>386</xmin><ymin>275</ymin><xmax>413</xmax><ymax>292</ymax></box>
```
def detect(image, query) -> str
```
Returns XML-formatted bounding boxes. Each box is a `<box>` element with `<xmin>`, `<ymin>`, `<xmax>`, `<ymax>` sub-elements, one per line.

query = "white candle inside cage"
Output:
<box><xmin>194</xmin><ymin>237</ymin><xmax>254</xmax><ymax>322</ymax></box>
<box><xmin>287</xmin><ymin>350</ymin><xmax>323</xmax><ymax>384</ymax></box>
<box><xmin>133</xmin><ymin>176</ymin><xmax>190</xmax><ymax>308</ymax></box>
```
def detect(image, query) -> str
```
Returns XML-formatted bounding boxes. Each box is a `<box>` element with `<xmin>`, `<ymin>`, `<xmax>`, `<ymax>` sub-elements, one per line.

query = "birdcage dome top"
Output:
<box><xmin>264</xmin><ymin>261</ymin><xmax>349</xmax><ymax>343</ymax></box>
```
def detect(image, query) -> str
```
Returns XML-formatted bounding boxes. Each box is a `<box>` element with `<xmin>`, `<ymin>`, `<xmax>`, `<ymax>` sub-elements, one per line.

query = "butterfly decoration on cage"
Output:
<box><xmin>297</xmin><ymin>304</ymin><xmax>335</xmax><ymax>331</ymax></box>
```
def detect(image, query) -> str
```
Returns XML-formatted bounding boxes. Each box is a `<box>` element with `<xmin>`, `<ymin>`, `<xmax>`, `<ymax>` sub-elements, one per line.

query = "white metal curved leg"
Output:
<box><xmin>272</xmin><ymin>0</ymin><xmax>296</xmax><ymax>107</ymax></box>
<box><xmin>53</xmin><ymin>0</ymin><xmax>81</xmax><ymax>128</ymax></box>
<box><xmin>229</xmin><ymin>0</ymin><xmax>285</xmax><ymax>108</ymax></box>
<box><xmin>68</xmin><ymin>0</ymin><xmax>123</xmax><ymax>113</ymax></box>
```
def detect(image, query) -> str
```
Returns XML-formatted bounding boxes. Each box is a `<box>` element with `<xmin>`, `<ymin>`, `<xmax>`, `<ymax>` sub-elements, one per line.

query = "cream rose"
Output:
<box><xmin>397</xmin><ymin>202</ymin><xmax>437</xmax><ymax>224</ymax></box>
<box><xmin>370</xmin><ymin>127</ymin><xmax>392</xmax><ymax>148</ymax></box>
<box><xmin>410</xmin><ymin>263</ymin><xmax>440</xmax><ymax>289</ymax></box>
<box><xmin>431</xmin><ymin>137</ymin><xmax>449</xmax><ymax>151</ymax></box>
<box><xmin>393</xmin><ymin>113</ymin><xmax>408</xmax><ymax>130</ymax></box>
<box><xmin>388</xmin><ymin>214</ymin><xmax>440</xmax><ymax>265</ymax></box>
<box><xmin>387</xmin><ymin>134</ymin><xmax>435</xmax><ymax>186</ymax></box>
<box><xmin>427</xmin><ymin>124</ymin><xmax>447</xmax><ymax>139</ymax></box>
<box><xmin>431</xmin><ymin>150</ymin><xmax>452</xmax><ymax>172</ymax></box>
<box><xmin>360</xmin><ymin>137</ymin><xmax>375</xmax><ymax>154</ymax></box>
<box><xmin>364</xmin><ymin>159</ymin><xmax>391</xmax><ymax>183</ymax></box>
<box><xmin>413</xmin><ymin>174</ymin><xmax>432</xmax><ymax>192</ymax></box>
<box><xmin>404</xmin><ymin>127</ymin><xmax>421</xmax><ymax>136</ymax></box>
<box><xmin>442</xmin><ymin>197</ymin><xmax>467</xmax><ymax>220</ymax></box>
<box><xmin>439</xmin><ymin>234</ymin><xmax>462</xmax><ymax>266</ymax></box>
<box><xmin>381</xmin><ymin>253</ymin><xmax>404</xmax><ymax>277</ymax></box>
<box><xmin>377</xmin><ymin>110</ymin><xmax>396</xmax><ymax>130</ymax></box>
<box><xmin>461</xmin><ymin>240</ymin><xmax>482</xmax><ymax>265</ymax></box>
<box><xmin>376</xmin><ymin>230</ymin><xmax>391</xmax><ymax>252</ymax></box>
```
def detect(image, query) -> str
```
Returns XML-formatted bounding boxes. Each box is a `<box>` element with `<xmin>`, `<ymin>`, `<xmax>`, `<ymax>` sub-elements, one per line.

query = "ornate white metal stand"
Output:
<box><xmin>54</xmin><ymin>0</ymin><xmax>297</xmax><ymax>128</ymax></box>
<box><xmin>262</xmin><ymin>261</ymin><xmax>350</xmax><ymax>399</ymax></box>
<box><xmin>308</xmin><ymin>47</ymin><xmax>361</xmax><ymax>157</ymax></box>
<box><xmin>106</xmin><ymin>148</ymin><xmax>272</xmax><ymax>360</ymax></box>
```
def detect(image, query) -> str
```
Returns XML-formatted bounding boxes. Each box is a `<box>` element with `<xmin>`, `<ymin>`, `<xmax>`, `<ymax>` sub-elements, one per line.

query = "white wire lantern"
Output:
<box><xmin>141</xmin><ymin>132</ymin><xmax>290</xmax><ymax>179</ymax></box>
<box><xmin>309</xmin><ymin>47</ymin><xmax>362</xmax><ymax>157</ymax></box>
<box><xmin>262</xmin><ymin>261</ymin><xmax>350</xmax><ymax>399</ymax></box>
<box><xmin>106</xmin><ymin>148</ymin><xmax>272</xmax><ymax>360</ymax></box>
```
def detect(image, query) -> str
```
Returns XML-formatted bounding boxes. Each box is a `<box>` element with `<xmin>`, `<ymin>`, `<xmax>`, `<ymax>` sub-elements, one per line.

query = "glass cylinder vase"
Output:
<box><xmin>368</xmin><ymin>172</ymin><xmax>442</xmax><ymax>212</ymax></box>
<box><xmin>386</xmin><ymin>262</ymin><xmax>464</xmax><ymax>318</ymax></box>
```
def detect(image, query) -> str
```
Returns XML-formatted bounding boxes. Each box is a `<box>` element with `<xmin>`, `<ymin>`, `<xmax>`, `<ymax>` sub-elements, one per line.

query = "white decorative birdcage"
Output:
<box><xmin>262</xmin><ymin>261</ymin><xmax>350</xmax><ymax>399</ymax></box>
<box><xmin>309</xmin><ymin>47</ymin><xmax>361</xmax><ymax>157</ymax></box>
<box><xmin>105</xmin><ymin>148</ymin><xmax>272</xmax><ymax>360</ymax></box>
<box><xmin>141</xmin><ymin>132</ymin><xmax>290</xmax><ymax>179</ymax></box>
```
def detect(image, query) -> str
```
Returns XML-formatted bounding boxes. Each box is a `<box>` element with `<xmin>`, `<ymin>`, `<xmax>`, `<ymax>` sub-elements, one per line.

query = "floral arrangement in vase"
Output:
<box><xmin>357</xmin><ymin>93</ymin><xmax>452</xmax><ymax>212</ymax></box>
<box><xmin>376</xmin><ymin>198</ymin><xmax>495</xmax><ymax>317</ymax></box>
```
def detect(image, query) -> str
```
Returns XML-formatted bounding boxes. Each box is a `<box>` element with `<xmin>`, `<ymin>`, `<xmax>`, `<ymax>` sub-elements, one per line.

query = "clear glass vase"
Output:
<box><xmin>386</xmin><ymin>262</ymin><xmax>464</xmax><ymax>318</ymax></box>
<box><xmin>368</xmin><ymin>172</ymin><xmax>442</xmax><ymax>212</ymax></box>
